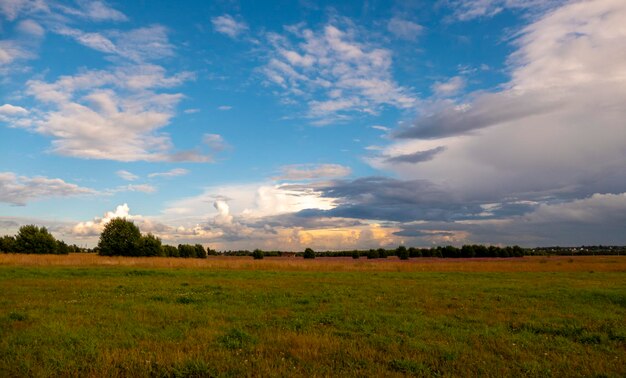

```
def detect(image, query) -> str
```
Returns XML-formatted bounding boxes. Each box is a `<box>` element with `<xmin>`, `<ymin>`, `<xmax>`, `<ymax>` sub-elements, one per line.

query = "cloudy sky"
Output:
<box><xmin>1</xmin><ymin>0</ymin><xmax>625</xmax><ymax>250</ymax></box>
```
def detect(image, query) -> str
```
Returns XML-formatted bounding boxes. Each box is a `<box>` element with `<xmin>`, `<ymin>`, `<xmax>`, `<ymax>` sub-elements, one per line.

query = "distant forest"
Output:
<box><xmin>1</xmin><ymin>220</ymin><xmax>624</xmax><ymax>258</ymax></box>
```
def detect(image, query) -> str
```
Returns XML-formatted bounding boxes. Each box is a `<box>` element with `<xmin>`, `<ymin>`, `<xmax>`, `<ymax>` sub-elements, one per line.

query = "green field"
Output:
<box><xmin>1</xmin><ymin>258</ymin><xmax>625</xmax><ymax>377</ymax></box>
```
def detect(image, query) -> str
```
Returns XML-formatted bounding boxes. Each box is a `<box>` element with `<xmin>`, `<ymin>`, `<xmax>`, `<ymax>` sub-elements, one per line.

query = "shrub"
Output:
<box><xmin>396</xmin><ymin>245</ymin><xmax>409</xmax><ymax>260</ymax></box>
<box><xmin>303</xmin><ymin>248</ymin><xmax>315</xmax><ymax>259</ymax></box>
<box><xmin>252</xmin><ymin>249</ymin><xmax>264</xmax><ymax>259</ymax></box>
<box><xmin>139</xmin><ymin>234</ymin><xmax>162</xmax><ymax>257</ymax></box>
<box><xmin>98</xmin><ymin>218</ymin><xmax>141</xmax><ymax>256</ymax></box>
<box><xmin>15</xmin><ymin>225</ymin><xmax>59</xmax><ymax>254</ymax></box>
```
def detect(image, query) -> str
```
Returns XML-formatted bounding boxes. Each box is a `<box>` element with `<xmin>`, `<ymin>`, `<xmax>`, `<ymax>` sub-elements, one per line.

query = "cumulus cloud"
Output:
<box><xmin>211</xmin><ymin>14</ymin><xmax>248</xmax><ymax>38</ymax></box>
<box><xmin>262</xmin><ymin>20</ymin><xmax>416</xmax><ymax>124</ymax></box>
<box><xmin>14</xmin><ymin>65</ymin><xmax>209</xmax><ymax>162</ymax></box>
<box><xmin>387</xmin><ymin>17</ymin><xmax>423</xmax><ymax>41</ymax></box>
<box><xmin>276</xmin><ymin>164</ymin><xmax>352</xmax><ymax>181</ymax></box>
<box><xmin>116</xmin><ymin>170</ymin><xmax>138</xmax><ymax>181</ymax></box>
<box><xmin>0</xmin><ymin>171</ymin><xmax>95</xmax><ymax>205</ymax></box>
<box><xmin>148</xmin><ymin>168</ymin><xmax>189</xmax><ymax>178</ymax></box>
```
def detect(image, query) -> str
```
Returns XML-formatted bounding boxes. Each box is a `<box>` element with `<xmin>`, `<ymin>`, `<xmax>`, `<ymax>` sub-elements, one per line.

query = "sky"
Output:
<box><xmin>1</xmin><ymin>0</ymin><xmax>626</xmax><ymax>250</ymax></box>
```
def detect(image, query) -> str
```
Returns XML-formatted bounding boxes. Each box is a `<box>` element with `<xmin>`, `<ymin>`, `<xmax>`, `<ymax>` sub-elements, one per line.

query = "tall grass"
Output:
<box><xmin>1</xmin><ymin>253</ymin><xmax>625</xmax><ymax>272</ymax></box>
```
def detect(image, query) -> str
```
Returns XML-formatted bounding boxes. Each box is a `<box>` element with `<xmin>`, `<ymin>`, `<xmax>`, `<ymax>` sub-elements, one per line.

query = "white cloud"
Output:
<box><xmin>122</xmin><ymin>184</ymin><xmax>156</xmax><ymax>193</ymax></box>
<box><xmin>0</xmin><ymin>40</ymin><xmax>32</xmax><ymax>65</ymax></box>
<box><xmin>276</xmin><ymin>164</ymin><xmax>352</xmax><ymax>181</ymax></box>
<box><xmin>263</xmin><ymin>21</ymin><xmax>416</xmax><ymax>123</ymax></box>
<box><xmin>116</xmin><ymin>170</ymin><xmax>138</xmax><ymax>181</ymax></box>
<box><xmin>57</xmin><ymin>0</ymin><xmax>127</xmax><ymax>22</ymax></box>
<box><xmin>371</xmin><ymin>125</ymin><xmax>390</xmax><ymax>132</ymax></box>
<box><xmin>0</xmin><ymin>103</ymin><xmax>28</xmax><ymax>116</ymax></box>
<box><xmin>211</xmin><ymin>14</ymin><xmax>248</xmax><ymax>38</ymax></box>
<box><xmin>55</xmin><ymin>25</ymin><xmax>174</xmax><ymax>63</ymax></box>
<box><xmin>387</xmin><ymin>17</ymin><xmax>423</xmax><ymax>41</ymax></box>
<box><xmin>0</xmin><ymin>0</ymin><xmax>48</xmax><ymax>21</ymax></box>
<box><xmin>446</xmin><ymin>0</ymin><xmax>566</xmax><ymax>21</ymax></box>
<box><xmin>431</xmin><ymin>76</ymin><xmax>465</xmax><ymax>97</ymax></box>
<box><xmin>0</xmin><ymin>171</ymin><xmax>95</xmax><ymax>205</ymax></box>
<box><xmin>217</xmin><ymin>105</ymin><xmax>232</xmax><ymax>111</ymax></box>
<box><xmin>16</xmin><ymin>19</ymin><xmax>44</xmax><ymax>36</ymax></box>
<box><xmin>15</xmin><ymin>65</ymin><xmax>208</xmax><ymax>162</ymax></box>
<box><xmin>148</xmin><ymin>168</ymin><xmax>189</xmax><ymax>178</ymax></box>
<box><xmin>203</xmin><ymin>134</ymin><xmax>228</xmax><ymax>152</ymax></box>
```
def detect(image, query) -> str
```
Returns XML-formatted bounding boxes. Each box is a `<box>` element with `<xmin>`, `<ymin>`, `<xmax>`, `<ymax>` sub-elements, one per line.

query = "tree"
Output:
<box><xmin>15</xmin><ymin>225</ymin><xmax>59</xmax><ymax>254</ymax></box>
<box><xmin>98</xmin><ymin>218</ymin><xmax>141</xmax><ymax>256</ymax></box>
<box><xmin>56</xmin><ymin>240</ymin><xmax>70</xmax><ymax>255</ymax></box>
<box><xmin>396</xmin><ymin>245</ymin><xmax>409</xmax><ymax>260</ymax></box>
<box><xmin>303</xmin><ymin>247</ymin><xmax>315</xmax><ymax>259</ymax></box>
<box><xmin>377</xmin><ymin>248</ymin><xmax>387</xmax><ymax>259</ymax></box>
<box><xmin>139</xmin><ymin>234</ymin><xmax>162</xmax><ymax>257</ymax></box>
<box><xmin>178</xmin><ymin>244</ymin><xmax>196</xmax><ymax>258</ymax></box>
<box><xmin>367</xmin><ymin>249</ymin><xmax>379</xmax><ymax>259</ymax></box>
<box><xmin>252</xmin><ymin>249</ymin><xmax>264</xmax><ymax>260</ymax></box>
<box><xmin>194</xmin><ymin>244</ymin><xmax>207</xmax><ymax>259</ymax></box>
<box><xmin>0</xmin><ymin>235</ymin><xmax>16</xmax><ymax>253</ymax></box>
<box><xmin>352</xmin><ymin>250</ymin><xmax>360</xmax><ymax>259</ymax></box>
<box><xmin>161</xmin><ymin>245</ymin><xmax>178</xmax><ymax>257</ymax></box>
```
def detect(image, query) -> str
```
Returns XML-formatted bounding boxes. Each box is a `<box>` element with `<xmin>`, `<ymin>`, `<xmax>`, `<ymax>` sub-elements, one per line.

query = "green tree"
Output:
<box><xmin>0</xmin><ymin>235</ymin><xmax>16</xmax><ymax>253</ymax></box>
<box><xmin>139</xmin><ymin>234</ymin><xmax>162</xmax><ymax>257</ymax></box>
<box><xmin>15</xmin><ymin>225</ymin><xmax>59</xmax><ymax>254</ymax></box>
<box><xmin>161</xmin><ymin>245</ymin><xmax>179</xmax><ymax>257</ymax></box>
<box><xmin>367</xmin><ymin>249</ymin><xmax>379</xmax><ymax>259</ymax></box>
<box><xmin>352</xmin><ymin>250</ymin><xmax>360</xmax><ymax>259</ymax></box>
<box><xmin>98</xmin><ymin>218</ymin><xmax>141</xmax><ymax>256</ymax></box>
<box><xmin>194</xmin><ymin>244</ymin><xmax>207</xmax><ymax>259</ymax></box>
<box><xmin>55</xmin><ymin>240</ymin><xmax>70</xmax><ymax>255</ymax></box>
<box><xmin>303</xmin><ymin>247</ymin><xmax>315</xmax><ymax>259</ymax></box>
<box><xmin>252</xmin><ymin>249</ymin><xmax>264</xmax><ymax>260</ymax></box>
<box><xmin>396</xmin><ymin>245</ymin><xmax>409</xmax><ymax>260</ymax></box>
<box><xmin>178</xmin><ymin>244</ymin><xmax>196</xmax><ymax>258</ymax></box>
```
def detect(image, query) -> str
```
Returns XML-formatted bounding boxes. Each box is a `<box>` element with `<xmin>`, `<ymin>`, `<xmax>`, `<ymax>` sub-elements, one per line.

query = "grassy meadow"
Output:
<box><xmin>0</xmin><ymin>254</ymin><xmax>625</xmax><ymax>377</ymax></box>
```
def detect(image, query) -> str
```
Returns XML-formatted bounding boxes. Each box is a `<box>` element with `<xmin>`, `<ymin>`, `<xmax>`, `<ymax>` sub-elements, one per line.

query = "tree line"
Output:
<box><xmin>2</xmin><ymin>218</ymin><xmax>625</xmax><ymax>257</ymax></box>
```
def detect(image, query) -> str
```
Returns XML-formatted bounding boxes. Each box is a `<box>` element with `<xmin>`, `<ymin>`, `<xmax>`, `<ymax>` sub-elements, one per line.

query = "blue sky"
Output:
<box><xmin>2</xmin><ymin>0</ymin><xmax>626</xmax><ymax>250</ymax></box>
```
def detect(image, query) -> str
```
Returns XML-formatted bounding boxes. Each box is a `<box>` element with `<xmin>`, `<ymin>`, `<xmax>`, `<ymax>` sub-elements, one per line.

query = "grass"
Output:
<box><xmin>0</xmin><ymin>254</ymin><xmax>624</xmax><ymax>377</ymax></box>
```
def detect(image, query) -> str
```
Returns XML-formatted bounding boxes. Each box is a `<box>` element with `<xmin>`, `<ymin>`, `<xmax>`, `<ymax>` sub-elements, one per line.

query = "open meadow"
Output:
<box><xmin>1</xmin><ymin>254</ymin><xmax>625</xmax><ymax>377</ymax></box>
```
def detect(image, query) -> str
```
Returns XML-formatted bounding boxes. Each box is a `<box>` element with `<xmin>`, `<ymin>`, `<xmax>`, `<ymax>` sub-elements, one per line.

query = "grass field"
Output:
<box><xmin>0</xmin><ymin>255</ymin><xmax>625</xmax><ymax>377</ymax></box>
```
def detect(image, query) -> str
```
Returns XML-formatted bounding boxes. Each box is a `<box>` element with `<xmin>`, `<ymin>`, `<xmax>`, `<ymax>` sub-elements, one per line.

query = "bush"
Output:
<box><xmin>15</xmin><ymin>225</ymin><xmax>60</xmax><ymax>254</ymax></box>
<box><xmin>98</xmin><ymin>218</ymin><xmax>141</xmax><ymax>256</ymax></box>
<box><xmin>139</xmin><ymin>234</ymin><xmax>162</xmax><ymax>257</ymax></box>
<box><xmin>396</xmin><ymin>245</ymin><xmax>409</xmax><ymax>260</ymax></box>
<box><xmin>252</xmin><ymin>249</ymin><xmax>264</xmax><ymax>259</ymax></box>
<box><xmin>303</xmin><ymin>248</ymin><xmax>315</xmax><ymax>259</ymax></box>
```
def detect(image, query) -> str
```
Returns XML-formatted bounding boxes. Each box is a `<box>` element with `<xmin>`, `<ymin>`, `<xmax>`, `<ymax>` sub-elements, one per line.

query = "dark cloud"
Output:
<box><xmin>384</xmin><ymin>146</ymin><xmax>446</xmax><ymax>164</ymax></box>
